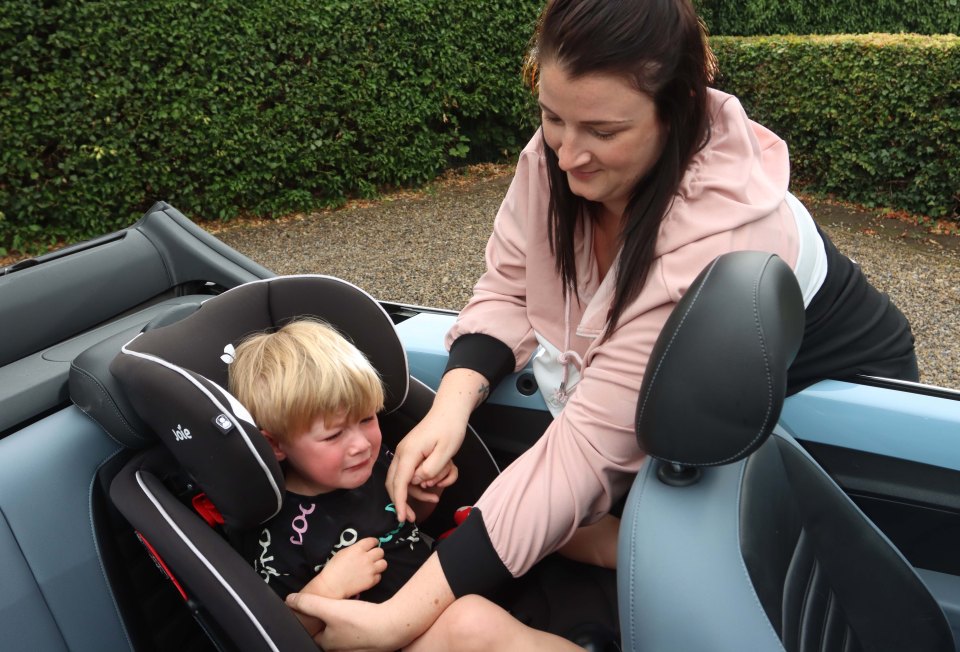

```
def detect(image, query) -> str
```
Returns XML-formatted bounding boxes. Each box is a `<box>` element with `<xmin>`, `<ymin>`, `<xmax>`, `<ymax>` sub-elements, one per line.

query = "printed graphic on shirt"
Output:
<box><xmin>245</xmin><ymin>449</ymin><xmax>432</xmax><ymax>603</ymax></box>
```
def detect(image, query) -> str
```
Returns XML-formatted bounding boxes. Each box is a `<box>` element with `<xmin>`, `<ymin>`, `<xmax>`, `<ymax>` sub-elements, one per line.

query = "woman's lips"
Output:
<box><xmin>569</xmin><ymin>169</ymin><xmax>598</xmax><ymax>181</ymax></box>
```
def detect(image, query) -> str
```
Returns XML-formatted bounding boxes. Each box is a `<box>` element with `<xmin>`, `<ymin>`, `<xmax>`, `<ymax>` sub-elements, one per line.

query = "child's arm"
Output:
<box><xmin>404</xmin><ymin>460</ymin><xmax>458</xmax><ymax>522</ymax></box>
<box><xmin>557</xmin><ymin>514</ymin><xmax>620</xmax><ymax>570</ymax></box>
<box><xmin>293</xmin><ymin>537</ymin><xmax>387</xmax><ymax>636</ymax></box>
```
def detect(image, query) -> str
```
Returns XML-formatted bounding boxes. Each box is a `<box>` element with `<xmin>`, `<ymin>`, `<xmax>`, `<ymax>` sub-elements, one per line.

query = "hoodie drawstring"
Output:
<box><xmin>552</xmin><ymin>295</ymin><xmax>583</xmax><ymax>406</ymax></box>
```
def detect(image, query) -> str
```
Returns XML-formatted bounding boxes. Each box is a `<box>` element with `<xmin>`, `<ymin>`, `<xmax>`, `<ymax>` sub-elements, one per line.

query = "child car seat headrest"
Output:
<box><xmin>108</xmin><ymin>275</ymin><xmax>410</xmax><ymax>530</ymax></box>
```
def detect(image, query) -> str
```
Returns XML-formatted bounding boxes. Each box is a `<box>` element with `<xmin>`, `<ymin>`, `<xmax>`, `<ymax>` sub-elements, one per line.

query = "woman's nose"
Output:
<box><xmin>556</xmin><ymin>133</ymin><xmax>589</xmax><ymax>170</ymax></box>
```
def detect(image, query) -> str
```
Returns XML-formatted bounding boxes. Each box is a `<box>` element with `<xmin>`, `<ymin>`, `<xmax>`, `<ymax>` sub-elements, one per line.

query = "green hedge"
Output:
<box><xmin>694</xmin><ymin>0</ymin><xmax>959</xmax><ymax>36</ymax></box>
<box><xmin>3</xmin><ymin>4</ymin><xmax>959</xmax><ymax>255</ymax></box>
<box><xmin>0</xmin><ymin>0</ymin><xmax>541</xmax><ymax>254</ymax></box>
<box><xmin>713</xmin><ymin>34</ymin><xmax>960</xmax><ymax>218</ymax></box>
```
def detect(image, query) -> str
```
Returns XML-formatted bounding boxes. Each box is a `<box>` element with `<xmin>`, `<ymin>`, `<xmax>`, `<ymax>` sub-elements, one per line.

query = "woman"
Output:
<box><xmin>286</xmin><ymin>0</ymin><xmax>917</xmax><ymax>648</ymax></box>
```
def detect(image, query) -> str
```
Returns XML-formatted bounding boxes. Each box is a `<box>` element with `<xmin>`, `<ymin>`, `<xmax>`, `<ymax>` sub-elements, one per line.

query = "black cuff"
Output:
<box><xmin>436</xmin><ymin>507</ymin><xmax>512</xmax><ymax>598</ymax></box>
<box><xmin>445</xmin><ymin>333</ymin><xmax>515</xmax><ymax>389</ymax></box>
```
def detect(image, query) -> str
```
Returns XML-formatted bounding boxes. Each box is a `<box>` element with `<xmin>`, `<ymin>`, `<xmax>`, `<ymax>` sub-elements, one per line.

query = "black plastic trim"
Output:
<box><xmin>802</xmin><ymin>440</ymin><xmax>960</xmax><ymax>574</ymax></box>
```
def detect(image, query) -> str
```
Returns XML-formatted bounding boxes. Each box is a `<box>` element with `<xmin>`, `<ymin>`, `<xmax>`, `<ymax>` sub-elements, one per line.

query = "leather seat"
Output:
<box><xmin>617</xmin><ymin>251</ymin><xmax>954</xmax><ymax>652</ymax></box>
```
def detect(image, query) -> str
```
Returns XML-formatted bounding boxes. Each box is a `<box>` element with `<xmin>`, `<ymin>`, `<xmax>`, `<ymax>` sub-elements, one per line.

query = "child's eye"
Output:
<box><xmin>323</xmin><ymin>430</ymin><xmax>343</xmax><ymax>441</ymax></box>
<box><xmin>360</xmin><ymin>416</ymin><xmax>375</xmax><ymax>424</ymax></box>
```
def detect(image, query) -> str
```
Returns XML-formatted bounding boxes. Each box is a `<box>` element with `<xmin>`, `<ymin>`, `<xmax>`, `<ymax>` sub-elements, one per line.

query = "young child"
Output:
<box><xmin>229</xmin><ymin>320</ymin><xmax>455</xmax><ymax>630</ymax></box>
<box><xmin>230</xmin><ymin>319</ymin><xmax>586</xmax><ymax>650</ymax></box>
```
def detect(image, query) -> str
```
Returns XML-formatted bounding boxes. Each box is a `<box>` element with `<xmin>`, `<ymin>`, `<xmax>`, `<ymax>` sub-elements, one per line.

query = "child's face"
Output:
<box><xmin>274</xmin><ymin>411</ymin><xmax>382</xmax><ymax>496</ymax></box>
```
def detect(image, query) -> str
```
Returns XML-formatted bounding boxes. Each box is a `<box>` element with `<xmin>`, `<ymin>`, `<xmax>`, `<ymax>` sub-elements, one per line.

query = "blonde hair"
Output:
<box><xmin>228</xmin><ymin>319</ymin><xmax>384</xmax><ymax>443</ymax></box>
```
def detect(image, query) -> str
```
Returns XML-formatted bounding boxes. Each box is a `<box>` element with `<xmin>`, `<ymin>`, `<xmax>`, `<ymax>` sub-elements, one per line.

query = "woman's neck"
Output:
<box><xmin>593</xmin><ymin>206</ymin><xmax>623</xmax><ymax>281</ymax></box>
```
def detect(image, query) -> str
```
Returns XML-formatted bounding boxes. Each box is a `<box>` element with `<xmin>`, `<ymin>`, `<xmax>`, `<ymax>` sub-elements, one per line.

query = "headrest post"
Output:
<box><xmin>657</xmin><ymin>462</ymin><xmax>702</xmax><ymax>487</ymax></box>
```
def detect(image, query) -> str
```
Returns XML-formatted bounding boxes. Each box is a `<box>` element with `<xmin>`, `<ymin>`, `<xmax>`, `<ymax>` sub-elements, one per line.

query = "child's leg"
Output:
<box><xmin>404</xmin><ymin>594</ymin><xmax>583</xmax><ymax>651</ymax></box>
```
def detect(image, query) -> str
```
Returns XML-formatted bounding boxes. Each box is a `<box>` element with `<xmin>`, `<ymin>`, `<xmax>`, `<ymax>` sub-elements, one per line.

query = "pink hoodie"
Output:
<box><xmin>445</xmin><ymin>89</ymin><xmax>800</xmax><ymax>578</ymax></box>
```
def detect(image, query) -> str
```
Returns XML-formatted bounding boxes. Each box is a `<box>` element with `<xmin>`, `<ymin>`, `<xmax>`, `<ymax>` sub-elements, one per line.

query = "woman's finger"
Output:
<box><xmin>415</xmin><ymin>440</ymin><xmax>458</xmax><ymax>481</ymax></box>
<box><xmin>386</xmin><ymin>453</ymin><xmax>421</xmax><ymax>522</ymax></box>
<box><xmin>432</xmin><ymin>462</ymin><xmax>459</xmax><ymax>488</ymax></box>
<box><xmin>407</xmin><ymin>484</ymin><xmax>440</xmax><ymax>503</ymax></box>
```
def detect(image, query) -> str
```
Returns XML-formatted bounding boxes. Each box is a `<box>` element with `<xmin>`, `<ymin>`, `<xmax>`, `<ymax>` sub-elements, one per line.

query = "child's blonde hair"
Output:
<box><xmin>228</xmin><ymin>319</ymin><xmax>384</xmax><ymax>443</ymax></box>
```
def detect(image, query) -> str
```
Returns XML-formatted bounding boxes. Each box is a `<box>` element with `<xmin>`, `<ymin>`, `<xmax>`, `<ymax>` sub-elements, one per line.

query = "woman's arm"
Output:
<box><xmin>386</xmin><ymin>367</ymin><xmax>490</xmax><ymax>523</ymax></box>
<box><xmin>432</xmin><ymin>298</ymin><xmax>674</xmax><ymax>594</ymax></box>
<box><xmin>386</xmin><ymin>139</ymin><xmax>551</xmax><ymax>524</ymax></box>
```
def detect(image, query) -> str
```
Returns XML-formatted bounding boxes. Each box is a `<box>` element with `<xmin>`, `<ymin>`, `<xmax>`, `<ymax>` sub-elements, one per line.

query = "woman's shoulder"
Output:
<box><xmin>704</xmin><ymin>88</ymin><xmax>786</xmax><ymax>155</ymax></box>
<box><xmin>519</xmin><ymin>128</ymin><xmax>546</xmax><ymax>158</ymax></box>
<box><xmin>510</xmin><ymin>129</ymin><xmax>547</xmax><ymax>177</ymax></box>
<box><xmin>656</xmin><ymin>89</ymin><xmax>792</xmax><ymax>260</ymax></box>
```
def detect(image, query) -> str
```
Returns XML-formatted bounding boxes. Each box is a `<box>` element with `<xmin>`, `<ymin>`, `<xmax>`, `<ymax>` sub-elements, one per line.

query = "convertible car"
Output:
<box><xmin>1</xmin><ymin>201</ymin><xmax>958</xmax><ymax>651</ymax></box>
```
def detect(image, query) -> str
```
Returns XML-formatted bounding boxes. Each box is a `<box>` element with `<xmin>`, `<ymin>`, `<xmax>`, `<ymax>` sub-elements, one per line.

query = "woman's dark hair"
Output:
<box><xmin>526</xmin><ymin>0</ymin><xmax>716</xmax><ymax>335</ymax></box>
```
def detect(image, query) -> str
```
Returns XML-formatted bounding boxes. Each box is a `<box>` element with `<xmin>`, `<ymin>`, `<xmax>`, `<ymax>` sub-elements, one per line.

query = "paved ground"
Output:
<box><xmin>213</xmin><ymin>165</ymin><xmax>960</xmax><ymax>390</ymax></box>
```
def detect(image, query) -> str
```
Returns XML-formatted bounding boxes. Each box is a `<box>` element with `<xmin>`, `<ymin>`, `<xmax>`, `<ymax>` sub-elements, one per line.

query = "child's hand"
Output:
<box><xmin>301</xmin><ymin>537</ymin><xmax>387</xmax><ymax>600</ymax></box>
<box><xmin>407</xmin><ymin>460</ymin><xmax>458</xmax><ymax>504</ymax></box>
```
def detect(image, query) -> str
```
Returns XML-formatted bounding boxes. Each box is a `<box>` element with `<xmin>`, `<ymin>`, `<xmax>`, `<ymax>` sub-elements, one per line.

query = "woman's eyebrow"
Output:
<box><xmin>538</xmin><ymin>99</ymin><xmax>557</xmax><ymax>114</ymax></box>
<box><xmin>538</xmin><ymin>100</ymin><xmax>632</xmax><ymax>126</ymax></box>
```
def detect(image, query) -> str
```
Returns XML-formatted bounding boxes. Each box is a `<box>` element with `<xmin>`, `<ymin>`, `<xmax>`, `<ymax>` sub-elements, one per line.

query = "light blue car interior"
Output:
<box><xmin>1</xmin><ymin>204</ymin><xmax>959</xmax><ymax>650</ymax></box>
<box><xmin>0</xmin><ymin>204</ymin><xmax>271</xmax><ymax>650</ymax></box>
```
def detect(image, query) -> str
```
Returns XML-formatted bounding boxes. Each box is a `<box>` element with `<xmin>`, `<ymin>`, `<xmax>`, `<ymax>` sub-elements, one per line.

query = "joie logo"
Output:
<box><xmin>221</xmin><ymin>343</ymin><xmax>236</xmax><ymax>364</ymax></box>
<box><xmin>173</xmin><ymin>424</ymin><xmax>192</xmax><ymax>441</ymax></box>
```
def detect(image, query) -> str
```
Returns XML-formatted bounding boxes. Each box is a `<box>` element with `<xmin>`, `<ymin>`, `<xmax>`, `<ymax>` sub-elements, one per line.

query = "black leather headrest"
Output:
<box><xmin>117</xmin><ymin>276</ymin><xmax>409</xmax><ymax>409</ymax></box>
<box><xmin>70</xmin><ymin>299</ymin><xmax>204</xmax><ymax>449</ymax></box>
<box><xmin>111</xmin><ymin>355</ymin><xmax>283</xmax><ymax>530</ymax></box>
<box><xmin>635</xmin><ymin>252</ymin><xmax>804</xmax><ymax>467</ymax></box>
<box><xmin>106</xmin><ymin>275</ymin><xmax>409</xmax><ymax>529</ymax></box>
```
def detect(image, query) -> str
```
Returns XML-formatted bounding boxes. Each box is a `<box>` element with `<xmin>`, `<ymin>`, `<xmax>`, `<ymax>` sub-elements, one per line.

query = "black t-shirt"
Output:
<box><xmin>787</xmin><ymin>226</ymin><xmax>917</xmax><ymax>394</ymax></box>
<box><xmin>243</xmin><ymin>449</ymin><xmax>432</xmax><ymax>603</ymax></box>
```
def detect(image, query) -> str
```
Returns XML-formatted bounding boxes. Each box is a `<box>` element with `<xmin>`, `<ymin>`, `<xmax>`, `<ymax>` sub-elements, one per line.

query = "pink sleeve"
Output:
<box><xmin>474</xmin><ymin>292</ymin><xmax>674</xmax><ymax>577</ymax></box>
<box><xmin>445</xmin><ymin>138</ymin><xmax>547</xmax><ymax>371</ymax></box>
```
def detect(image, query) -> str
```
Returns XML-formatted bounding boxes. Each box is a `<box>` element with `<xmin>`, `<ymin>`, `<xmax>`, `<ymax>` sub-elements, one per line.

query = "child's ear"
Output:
<box><xmin>260</xmin><ymin>429</ymin><xmax>286</xmax><ymax>461</ymax></box>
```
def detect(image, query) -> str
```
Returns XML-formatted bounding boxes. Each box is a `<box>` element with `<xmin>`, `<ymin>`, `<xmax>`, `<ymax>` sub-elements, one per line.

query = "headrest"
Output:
<box><xmin>107</xmin><ymin>275</ymin><xmax>410</xmax><ymax>529</ymax></box>
<box><xmin>635</xmin><ymin>252</ymin><xmax>804</xmax><ymax>467</ymax></box>
<box><xmin>111</xmin><ymin>356</ymin><xmax>282</xmax><ymax>530</ymax></box>
<box><xmin>116</xmin><ymin>275</ymin><xmax>409</xmax><ymax>409</ymax></box>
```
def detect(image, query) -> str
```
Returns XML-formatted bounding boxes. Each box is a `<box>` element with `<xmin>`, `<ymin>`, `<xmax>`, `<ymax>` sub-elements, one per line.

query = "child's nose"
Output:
<box><xmin>346</xmin><ymin>428</ymin><xmax>371</xmax><ymax>453</ymax></box>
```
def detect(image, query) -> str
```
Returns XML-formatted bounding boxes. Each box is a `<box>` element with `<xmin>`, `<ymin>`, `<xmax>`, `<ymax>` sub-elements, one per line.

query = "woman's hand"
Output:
<box><xmin>406</xmin><ymin>459</ymin><xmax>459</xmax><ymax>503</ymax></box>
<box><xmin>301</xmin><ymin>537</ymin><xmax>387</xmax><ymax>600</ymax></box>
<box><xmin>405</xmin><ymin>460</ymin><xmax>459</xmax><ymax>522</ymax></box>
<box><xmin>387</xmin><ymin>415</ymin><xmax>465</xmax><ymax>523</ymax></box>
<box><xmin>387</xmin><ymin>368</ymin><xmax>490</xmax><ymax>522</ymax></box>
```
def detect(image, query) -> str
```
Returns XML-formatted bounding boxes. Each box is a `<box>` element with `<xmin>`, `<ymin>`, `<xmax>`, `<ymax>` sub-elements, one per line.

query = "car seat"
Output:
<box><xmin>617</xmin><ymin>251</ymin><xmax>955</xmax><ymax>651</ymax></box>
<box><xmin>71</xmin><ymin>274</ymin><xmax>500</xmax><ymax>651</ymax></box>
